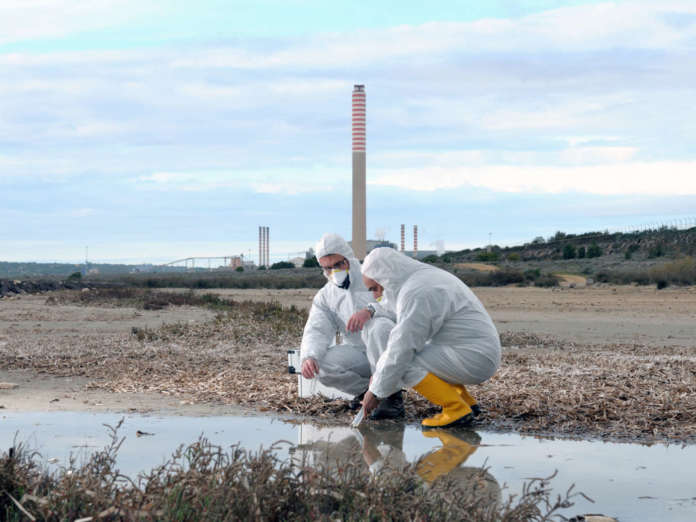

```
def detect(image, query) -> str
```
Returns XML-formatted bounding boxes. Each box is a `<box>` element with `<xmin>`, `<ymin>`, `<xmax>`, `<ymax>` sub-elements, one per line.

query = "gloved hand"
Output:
<box><xmin>347</xmin><ymin>309</ymin><xmax>372</xmax><ymax>332</ymax></box>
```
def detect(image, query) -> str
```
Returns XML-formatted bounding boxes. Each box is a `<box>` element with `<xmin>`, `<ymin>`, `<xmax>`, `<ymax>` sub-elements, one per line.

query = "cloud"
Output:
<box><xmin>370</xmin><ymin>160</ymin><xmax>696</xmax><ymax>195</ymax></box>
<box><xmin>0</xmin><ymin>1</ymin><xmax>162</xmax><ymax>44</ymax></box>
<box><xmin>171</xmin><ymin>2</ymin><xmax>696</xmax><ymax>70</ymax></box>
<box><xmin>138</xmin><ymin>168</ymin><xmax>345</xmax><ymax>194</ymax></box>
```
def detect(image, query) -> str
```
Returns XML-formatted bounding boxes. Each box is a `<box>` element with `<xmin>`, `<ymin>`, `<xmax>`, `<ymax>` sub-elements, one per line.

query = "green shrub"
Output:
<box><xmin>235</xmin><ymin>266</ymin><xmax>244</xmax><ymax>272</ymax></box>
<box><xmin>422</xmin><ymin>255</ymin><xmax>439</xmax><ymax>264</ymax></box>
<box><xmin>507</xmin><ymin>252</ymin><xmax>521</xmax><ymax>262</ymax></box>
<box><xmin>534</xmin><ymin>274</ymin><xmax>560</xmax><ymax>287</ymax></box>
<box><xmin>476</xmin><ymin>251</ymin><xmax>499</xmax><ymax>262</ymax></box>
<box><xmin>562</xmin><ymin>244</ymin><xmax>577</xmax><ymax>259</ymax></box>
<box><xmin>648</xmin><ymin>243</ymin><xmax>665</xmax><ymax>258</ymax></box>
<box><xmin>67</xmin><ymin>271</ymin><xmax>82</xmax><ymax>281</ymax></box>
<box><xmin>587</xmin><ymin>243</ymin><xmax>602</xmax><ymax>258</ymax></box>
<box><xmin>523</xmin><ymin>268</ymin><xmax>541</xmax><ymax>282</ymax></box>
<box><xmin>271</xmin><ymin>261</ymin><xmax>295</xmax><ymax>270</ymax></box>
<box><xmin>577</xmin><ymin>246</ymin><xmax>586</xmax><ymax>259</ymax></box>
<box><xmin>625</xmin><ymin>244</ymin><xmax>640</xmax><ymax>260</ymax></box>
<box><xmin>302</xmin><ymin>257</ymin><xmax>319</xmax><ymax>268</ymax></box>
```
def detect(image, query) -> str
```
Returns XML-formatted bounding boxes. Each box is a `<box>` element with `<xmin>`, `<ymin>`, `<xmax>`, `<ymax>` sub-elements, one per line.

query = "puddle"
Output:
<box><xmin>2</xmin><ymin>412</ymin><xmax>695</xmax><ymax>521</ymax></box>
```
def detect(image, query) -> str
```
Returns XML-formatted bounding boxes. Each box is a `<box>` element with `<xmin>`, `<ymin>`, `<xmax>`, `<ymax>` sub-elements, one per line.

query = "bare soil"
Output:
<box><xmin>1</xmin><ymin>286</ymin><xmax>694</xmax><ymax>442</ymax></box>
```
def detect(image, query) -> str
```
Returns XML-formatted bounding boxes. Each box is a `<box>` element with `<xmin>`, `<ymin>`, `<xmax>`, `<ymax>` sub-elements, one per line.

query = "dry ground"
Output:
<box><xmin>1</xmin><ymin>286</ymin><xmax>695</xmax><ymax>443</ymax></box>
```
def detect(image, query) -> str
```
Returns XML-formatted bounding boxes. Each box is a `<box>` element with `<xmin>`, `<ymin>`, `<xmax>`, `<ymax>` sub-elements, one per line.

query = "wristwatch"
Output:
<box><xmin>366</xmin><ymin>303</ymin><xmax>376</xmax><ymax>318</ymax></box>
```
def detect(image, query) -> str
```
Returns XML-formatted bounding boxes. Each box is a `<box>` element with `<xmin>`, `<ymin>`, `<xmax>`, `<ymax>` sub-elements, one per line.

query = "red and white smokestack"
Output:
<box><xmin>413</xmin><ymin>225</ymin><xmax>418</xmax><ymax>254</ymax></box>
<box><xmin>352</xmin><ymin>85</ymin><xmax>367</xmax><ymax>260</ymax></box>
<box><xmin>400</xmin><ymin>224</ymin><xmax>405</xmax><ymax>251</ymax></box>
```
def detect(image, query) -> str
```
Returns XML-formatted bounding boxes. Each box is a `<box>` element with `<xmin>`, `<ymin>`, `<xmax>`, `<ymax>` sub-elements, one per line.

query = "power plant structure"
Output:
<box><xmin>258</xmin><ymin>226</ymin><xmax>269</xmax><ymax>267</ymax></box>
<box><xmin>352</xmin><ymin>84</ymin><xmax>367</xmax><ymax>260</ymax></box>
<box><xmin>413</xmin><ymin>225</ymin><xmax>418</xmax><ymax>254</ymax></box>
<box><xmin>400</xmin><ymin>224</ymin><xmax>405</xmax><ymax>252</ymax></box>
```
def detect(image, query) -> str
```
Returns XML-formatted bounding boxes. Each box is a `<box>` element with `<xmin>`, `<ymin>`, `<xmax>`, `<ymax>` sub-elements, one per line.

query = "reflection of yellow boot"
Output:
<box><xmin>413</xmin><ymin>373</ymin><xmax>474</xmax><ymax>428</ymax></box>
<box><xmin>416</xmin><ymin>430</ymin><xmax>478</xmax><ymax>483</ymax></box>
<box><xmin>452</xmin><ymin>384</ymin><xmax>482</xmax><ymax>417</ymax></box>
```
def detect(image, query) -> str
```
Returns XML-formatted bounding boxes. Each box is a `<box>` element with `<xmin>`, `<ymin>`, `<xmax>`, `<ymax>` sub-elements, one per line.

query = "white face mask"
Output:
<box><xmin>330</xmin><ymin>269</ymin><xmax>349</xmax><ymax>288</ymax></box>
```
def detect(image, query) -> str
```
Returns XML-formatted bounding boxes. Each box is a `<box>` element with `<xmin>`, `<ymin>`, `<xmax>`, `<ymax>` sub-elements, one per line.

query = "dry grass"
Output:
<box><xmin>554</xmin><ymin>274</ymin><xmax>587</xmax><ymax>287</ymax></box>
<box><xmin>455</xmin><ymin>263</ymin><xmax>500</xmax><ymax>272</ymax></box>
<box><xmin>0</xmin><ymin>421</ymin><xmax>577</xmax><ymax>521</ymax></box>
<box><xmin>1</xmin><ymin>290</ymin><xmax>695</xmax><ymax>443</ymax></box>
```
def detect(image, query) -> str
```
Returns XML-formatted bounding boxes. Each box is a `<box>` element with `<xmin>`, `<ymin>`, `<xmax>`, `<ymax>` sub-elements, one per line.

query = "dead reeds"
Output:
<box><xmin>1</xmin><ymin>421</ymin><xmax>577</xmax><ymax>521</ymax></box>
<box><xmin>2</xmin><ymin>290</ymin><xmax>695</xmax><ymax>443</ymax></box>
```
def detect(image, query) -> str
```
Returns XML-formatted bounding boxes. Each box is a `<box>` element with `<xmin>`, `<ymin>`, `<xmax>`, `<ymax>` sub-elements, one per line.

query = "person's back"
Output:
<box><xmin>361</xmin><ymin>247</ymin><xmax>502</xmax><ymax>428</ymax></box>
<box><xmin>398</xmin><ymin>267</ymin><xmax>500</xmax><ymax>369</ymax></box>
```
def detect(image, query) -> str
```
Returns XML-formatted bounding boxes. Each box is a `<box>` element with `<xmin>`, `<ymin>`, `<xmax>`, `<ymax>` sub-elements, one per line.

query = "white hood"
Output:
<box><xmin>300</xmin><ymin>234</ymin><xmax>374</xmax><ymax>365</ymax></box>
<box><xmin>361</xmin><ymin>247</ymin><xmax>430</xmax><ymax>301</ymax></box>
<box><xmin>362</xmin><ymin>246</ymin><xmax>501</xmax><ymax>398</ymax></box>
<box><xmin>315</xmin><ymin>233</ymin><xmax>367</xmax><ymax>294</ymax></box>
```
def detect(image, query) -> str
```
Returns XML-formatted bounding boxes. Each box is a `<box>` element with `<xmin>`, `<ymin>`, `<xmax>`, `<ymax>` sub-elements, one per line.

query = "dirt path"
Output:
<box><xmin>0</xmin><ymin>368</ymin><xmax>247</xmax><ymax>415</ymax></box>
<box><xmin>164</xmin><ymin>285</ymin><xmax>696</xmax><ymax>348</ymax></box>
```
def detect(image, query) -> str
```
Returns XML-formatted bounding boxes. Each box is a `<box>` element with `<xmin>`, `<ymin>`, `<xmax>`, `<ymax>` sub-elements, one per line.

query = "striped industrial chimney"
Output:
<box><xmin>258</xmin><ymin>226</ymin><xmax>269</xmax><ymax>268</ymax></box>
<box><xmin>413</xmin><ymin>225</ymin><xmax>418</xmax><ymax>254</ymax></box>
<box><xmin>400</xmin><ymin>224</ymin><xmax>405</xmax><ymax>252</ymax></box>
<box><xmin>352</xmin><ymin>85</ymin><xmax>366</xmax><ymax>260</ymax></box>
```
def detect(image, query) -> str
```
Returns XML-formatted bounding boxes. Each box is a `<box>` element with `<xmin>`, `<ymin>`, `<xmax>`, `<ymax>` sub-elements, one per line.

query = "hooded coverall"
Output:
<box><xmin>361</xmin><ymin>247</ymin><xmax>501</xmax><ymax>401</ymax></box>
<box><xmin>299</xmin><ymin>233</ymin><xmax>380</xmax><ymax>397</ymax></box>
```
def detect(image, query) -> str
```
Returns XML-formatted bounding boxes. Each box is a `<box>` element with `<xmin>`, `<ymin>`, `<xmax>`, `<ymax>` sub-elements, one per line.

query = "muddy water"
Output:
<box><xmin>2</xmin><ymin>412</ymin><xmax>695</xmax><ymax>521</ymax></box>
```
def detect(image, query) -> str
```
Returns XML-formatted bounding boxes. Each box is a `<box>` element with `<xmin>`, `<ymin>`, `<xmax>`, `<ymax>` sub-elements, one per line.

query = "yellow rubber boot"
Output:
<box><xmin>413</xmin><ymin>373</ymin><xmax>474</xmax><ymax>428</ymax></box>
<box><xmin>416</xmin><ymin>430</ymin><xmax>478</xmax><ymax>483</ymax></box>
<box><xmin>453</xmin><ymin>384</ymin><xmax>482</xmax><ymax>417</ymax></box>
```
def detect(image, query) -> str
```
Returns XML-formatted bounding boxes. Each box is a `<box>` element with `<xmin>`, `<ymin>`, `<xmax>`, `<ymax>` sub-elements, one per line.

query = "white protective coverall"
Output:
<box><xmin>361</xmin><ymin>248</ymin><xmax>501</xmax><ymax>399</ymax></box>
<box><xmin>300</xmin><ymin>234</ymin><xmax>374</xmax><ymax>397</ymax></box>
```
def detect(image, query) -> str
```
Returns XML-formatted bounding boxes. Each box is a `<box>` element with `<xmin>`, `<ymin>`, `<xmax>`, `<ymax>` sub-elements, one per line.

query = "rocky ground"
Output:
<box><xmin>0</xmin><ymin>286</ymin><xmax>695</xmax><ymax>443</ymax></box>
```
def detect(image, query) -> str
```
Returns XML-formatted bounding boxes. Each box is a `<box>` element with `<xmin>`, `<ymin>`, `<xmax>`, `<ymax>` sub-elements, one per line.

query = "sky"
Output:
<box><xmin>2</xmin><ymin>0</ymin><xmax>696</xmax><ymax>264</ymax></box>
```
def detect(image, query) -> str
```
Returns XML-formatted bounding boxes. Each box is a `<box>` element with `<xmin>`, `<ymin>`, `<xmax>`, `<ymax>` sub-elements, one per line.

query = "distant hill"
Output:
<box><xmin>0</xmin><ymin>261</ymin><xmax>183</xmax><ymax>279</ymax></box>
<box><xmin>437</xmin><ymin>227</ymin><xmax>696</xmax><ymax>264</ymax></box>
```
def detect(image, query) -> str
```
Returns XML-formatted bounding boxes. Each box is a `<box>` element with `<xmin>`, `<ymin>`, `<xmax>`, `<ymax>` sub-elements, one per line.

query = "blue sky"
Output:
<box><xmin>2</xmin><ymin>0</ymin><xmax>695</xmax><ymax>263</ymax></box>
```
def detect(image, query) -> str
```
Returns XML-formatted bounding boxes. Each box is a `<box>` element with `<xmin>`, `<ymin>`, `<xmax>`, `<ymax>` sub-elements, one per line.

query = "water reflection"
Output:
<box><xmin>2</xmin><ymin>413</ymin><xmax>695</xmax><ymax>521</ymax></box>
<box><xmin>291</xmin><ymin>422</ymin><xmax>501</xmax><ymax>505</ymax></box>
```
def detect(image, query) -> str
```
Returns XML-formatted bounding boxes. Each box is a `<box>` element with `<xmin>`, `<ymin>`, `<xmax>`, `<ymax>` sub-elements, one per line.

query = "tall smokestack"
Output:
<box><xmin>413</xmin><ymin>225</ymin><xmax>418</xmax><ymax>254</ymax></box>
<box><xmin>400</xmin><ymin>224</ymin><xmax>405</xmax><ymax>252</ymax></box>
<box><xmin>265</xmin><ymin>227</ymin><xmax>269</xmax><ymax>268</ymax></box>
<box><xmin>258</xmin><ymin>226</ymin><xmax>263</xmax><ymax>267</ymax></box>
<box><xmin>352</xmin><ymin>85</ymin><xmax>366</xmax><ymax>260</ymax></box>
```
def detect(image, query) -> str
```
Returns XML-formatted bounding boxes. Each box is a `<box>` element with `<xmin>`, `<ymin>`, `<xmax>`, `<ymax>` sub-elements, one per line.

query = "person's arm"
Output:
<box><xmin>346</xmin><ymin>304</ymin><xmax>375</xmax><ymax>333</ymax></box>
<box><xmin>299</xmin><ymin>291</ymin><xmax>338</xmax><ymax>377</ymax></box>
<box><xmin>369</xmin><ymin>289</ymin><xmax>441</xmax><ymax>398</ymax></box>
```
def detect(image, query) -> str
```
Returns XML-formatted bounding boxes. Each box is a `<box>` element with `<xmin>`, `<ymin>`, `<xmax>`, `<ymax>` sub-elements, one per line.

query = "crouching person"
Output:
<box><xmin>300</xmin><ymin>234</ymin><xmax>404</xmax><ymax>419</ymax></box>
<box><xmin>358</xmin><ymin>248</ymin><xmax>501</xmax><ymax>428</ymax></box>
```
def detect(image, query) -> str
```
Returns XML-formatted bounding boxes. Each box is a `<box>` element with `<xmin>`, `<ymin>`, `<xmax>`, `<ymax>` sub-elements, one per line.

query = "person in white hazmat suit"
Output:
<box><xmin>300</xmin><ymin>234</ymin><xmax>405</xmax><ymax>419</ymax></box>
<box><xmin>356</xmin><ymin>247</ymin><xmax>501</xmax><ymax>429</ymax></box>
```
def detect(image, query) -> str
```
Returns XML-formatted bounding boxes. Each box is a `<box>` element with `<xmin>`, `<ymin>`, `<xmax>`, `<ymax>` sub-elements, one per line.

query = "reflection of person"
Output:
<box><xmin>416</xmin><ymin>430</ymin><xmax>501</xmax><ymax>508</ymax></box>
<box><xmin>298</xmin><ymin>234</ymin><xmax>404</xmax><ymax>419</ymax></box>
<box><xmin>293</xmin><ymin>423</ymin><xmax>407</xmax><ymax>476</ymax></box>
<box><xmin>357</xmin><ymin>423</ymin><xmax>408</xmax><ymax>474</ymax></box>
<box><xmin>358</xmin><ymin>248</ymin><xmax>502</xmax><ymax>428</ymax></box>
<box><xmin>415</xmin><ymin>430</ymin><xmax>480</xmax><ymax>482</ymax></box>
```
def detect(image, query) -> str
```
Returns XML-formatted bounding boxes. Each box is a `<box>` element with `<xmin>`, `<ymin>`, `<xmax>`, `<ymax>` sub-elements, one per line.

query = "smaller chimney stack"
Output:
<box><xmin>400</xmin><ymin>224</ymin><xmax>405</xmax><ymax>252</ymax></box>
<box><xmin>413</xmin><ymin>225</ymin><xmax>418</xmax><ymax>254</ymax></box>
